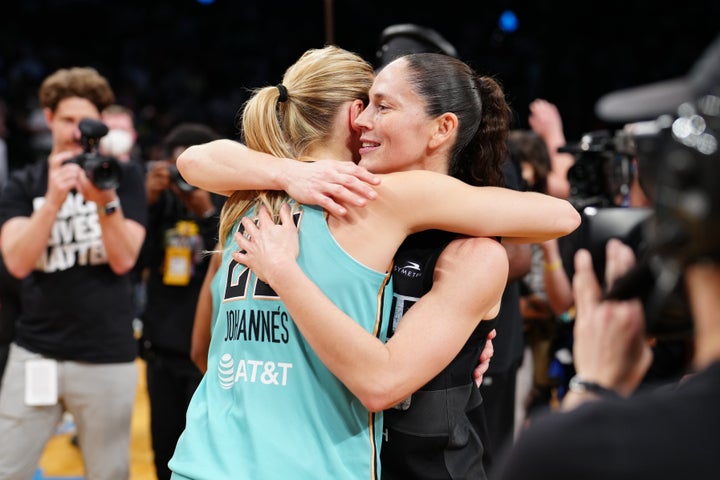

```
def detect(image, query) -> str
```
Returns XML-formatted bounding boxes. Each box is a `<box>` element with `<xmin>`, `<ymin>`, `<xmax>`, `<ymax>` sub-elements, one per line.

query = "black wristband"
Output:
<box><xmin>569</xmin><ymin>375</ymin><xmax>621</xmax><ymax>399</ymax></box>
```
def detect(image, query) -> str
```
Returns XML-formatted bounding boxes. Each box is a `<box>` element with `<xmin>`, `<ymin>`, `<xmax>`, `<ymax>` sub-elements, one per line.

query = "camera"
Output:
<box><xmin>64</xmin><ymin>118</ymin><xmax>122</xmax><ymax>190</ymax></box>
<box><xmin>561</xmin><ymin>127</ymin><xmax>650</xmax><ymax>282</ymax></box>
<box><xmin>560</xmin><ymin>118</ymin><xmax>699</xmax><ymax>340</ymax></box>
<box><xmin>572</xmin><ymin>97</ymin><xmax>720</xmax><ymax>339</ymax></box>
<box><xmin>561</xmin><ymin>129</ymin><xmax>636</xmax><ymax>210</ymax></box>
<box><xmin>167</xmin><ymin>164</ymin><xmax>196</xmax><ymax>193</ymax></box>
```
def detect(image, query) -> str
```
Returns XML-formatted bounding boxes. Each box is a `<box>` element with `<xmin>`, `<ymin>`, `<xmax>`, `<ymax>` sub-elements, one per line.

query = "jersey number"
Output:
<box><xmin>221</xmin><ymin>209</ymin><xmax>302</xmax><ymax>302</ymax></box>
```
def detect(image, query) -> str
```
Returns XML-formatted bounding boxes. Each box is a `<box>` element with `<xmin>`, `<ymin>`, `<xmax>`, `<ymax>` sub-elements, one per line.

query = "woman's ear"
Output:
<box><xmin>349</xmin><ymin>99</ymin><xmax>365</xmax><ymax>129</ymax></box>
<box><xmin>429</xmin><ymin>112</ymin><xmax>458</xmax><ymax>149</ymax></box>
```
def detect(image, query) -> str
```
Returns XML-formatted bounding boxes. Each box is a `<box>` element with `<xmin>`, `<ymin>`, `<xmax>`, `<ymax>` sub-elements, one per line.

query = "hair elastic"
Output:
<box><xmin>276</xmin><ymin>84</ymin><xmax>288</xmax><ymax>103</ymax></box>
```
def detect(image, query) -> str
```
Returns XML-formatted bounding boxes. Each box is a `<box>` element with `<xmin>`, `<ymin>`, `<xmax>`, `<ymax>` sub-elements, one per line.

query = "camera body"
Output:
<box><xmin>561</xmin><ymin>114</ymin><xmax>708</xmax><ymax>339</ymax></box>
<box><xmin>167</xmin><ymin>164</ymin><xmax>196</xmax><ymax>193</ymax></box>
<box><xmin>65</xmin><ymin>118</ymin><xmax>122</xmax><ymax>190</ymax></box>
<box><xmin>562</xmin><ymin>129</ymin><xmax>636</xmax><ymax>211</ymax></box>
<box><xmin>571</xmin><ymin>96</ymin><xmax>720</xmax><ymax>338</ymax></box>
<box><xmin>562</xmin><ymin>128</ymin><xmax>648</xmax><ymax>282</ymax></box>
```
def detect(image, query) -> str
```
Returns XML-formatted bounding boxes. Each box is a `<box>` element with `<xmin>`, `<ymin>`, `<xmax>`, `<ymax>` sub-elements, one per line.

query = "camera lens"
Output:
<box><xmin>168</xmin><ymin>165</ymin><xmax>196</xmax><ymax>192</ymax></box>
<box><xmin>86</xmin><ymin>154</ymin><xmax>122</xmax><ymax>190</ymax></box>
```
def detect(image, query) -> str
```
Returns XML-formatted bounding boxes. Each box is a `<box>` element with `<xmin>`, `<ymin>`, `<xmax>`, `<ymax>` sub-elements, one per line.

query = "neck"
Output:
<box><xmin>412</xmin><ymin>151</ymin><xmax>449</xmax><ymax>175</ymax></box>
<box><xmin>304</xmin><ymin>144</ymin><xmax>352</xmax><ymax>163</ymax></box>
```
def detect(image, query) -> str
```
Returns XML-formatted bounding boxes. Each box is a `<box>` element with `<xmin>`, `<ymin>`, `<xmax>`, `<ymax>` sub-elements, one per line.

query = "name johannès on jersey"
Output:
<box><xmin>224</xmin><ymin>306</ymin><xmax>290</xmax><ymax>343</ymax></box>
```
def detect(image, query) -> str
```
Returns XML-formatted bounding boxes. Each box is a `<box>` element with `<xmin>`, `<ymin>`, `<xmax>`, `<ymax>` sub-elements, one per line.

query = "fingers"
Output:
<box><xmin>242</xmin><ymin>214</ymin><xmax>259</xmax><ymax>236</ymax></box>
<box><xmin>318</xmin><ymin>196</ymin><xmax>348</xmax><ymax>218</ymax></box>
<box><xmin>572</xmin><ymin>248</ymin><xmax>602</xmax><ymax>322</ymax></box>
<box><xmin>256</xmin><ymin>204</ymin><xmax>274</xmax><ymax>227</ymax></box>
<box><xmin>323</xmin><ymin>165</ymin><xmax>379</xmax><ymax>212</ymax></box>
<box><xmin>347</xmin><ymin>164</ymin><xmax>381</xmax><ymax>187</ymax></box>
<box><xmin>479</xmin><ymin>339</ymin><xmax>494</xmax><ymax>362</ymax></box>
<box><xmin>604</xmin><ymin>239</ymin><xmax>636</xmax><ymax>289</ymax></box>
<box><xmin>324</xmin><ymin>177</ymin><xmax>378</xmax><ymax>215</ymax></box>
<box><xmin>278</xmin><ymin>203</ymin><xmax>293</xmax><ymax>226</ymax></box>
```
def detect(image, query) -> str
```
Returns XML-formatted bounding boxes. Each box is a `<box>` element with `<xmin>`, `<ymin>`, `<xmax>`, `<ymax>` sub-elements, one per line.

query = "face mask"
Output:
<box><xmin>100</xmin><ymin>129</ymin><xmax>134</xmax><ymax>158</ymax></box>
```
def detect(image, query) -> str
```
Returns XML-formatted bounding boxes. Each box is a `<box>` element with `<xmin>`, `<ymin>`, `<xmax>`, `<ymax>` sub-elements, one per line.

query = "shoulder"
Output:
<box><xmin>379</xmin><ymin>170</ymin><xmax>463</xmax><ymax>188</ymax></box>
<box><xmin>4</xmin><ymin>161</ymin><xmax>45</xmax><ymax>195</ymax></box>
<box><xmin>442</xmin><ymin>236</ymin><xmax>507</xmax><ymax>267</ymax></box>
<box><xmin>433</xmin><ymin>237</ymin><xmax>508</xmax><ymax>300</ymax></box>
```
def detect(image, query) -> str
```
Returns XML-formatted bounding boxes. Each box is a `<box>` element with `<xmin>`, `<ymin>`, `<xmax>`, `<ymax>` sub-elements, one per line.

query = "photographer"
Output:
<box><xmin>137</xmin><ymin>122</ymin><xmax>225</xmax><ymax>480</ymax></box>
<box><xmin>559</xmin><ymin>124</ymin><xmax>692</xmax><ymax>392</ymax></box>
<box><xmin>492</xmin><ymin>34</ymin><xmax>720</xmax><ymax>479</ymax></box>
<box><xmin>0</xmin><ymin>67</ymin><xmax>147</xmax><ymax>479</ymax></box>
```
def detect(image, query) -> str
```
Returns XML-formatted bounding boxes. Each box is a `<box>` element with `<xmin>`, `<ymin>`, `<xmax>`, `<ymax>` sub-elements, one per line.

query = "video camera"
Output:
<box><xmin>566</xmin><ymin>97</ymin><xmax>720</xmax><ymax>339</ymax></box>
<box><xmin>560</xmin><ymin>118</ymin><xmax>693</xmax><ymax>339</ymax></box>
<box><xmin>64</xmin><ymin>118</ymin><xmax>122</xmax><ymax>190</ymax></box>
<box><xmin>561</xmin><ymin>126</ymin><xmax>651</xmax><ymax>280</ymax></box>
<box><xmin>562</xmin><ymin>129</ymin><xmax>636</xmax><ymax>210</ymax></box>
<box><xmin>585</xmin><ymin>33</ymin><xmax>720</xmax><ymax>340</ymax></box>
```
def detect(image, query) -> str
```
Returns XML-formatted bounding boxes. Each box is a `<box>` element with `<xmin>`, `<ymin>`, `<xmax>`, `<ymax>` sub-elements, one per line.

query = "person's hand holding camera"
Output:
<box><xmin>176</xmin><ymin>187</ymin><xmax>216</xmax><ymax>220</ymax></box>
<box><xmin>46</xmin><ymin>149</ymin><xmax>84</xmax><ymax>211</ymax></box>
<box><xmin>563</xmin><ymin>239</ymin><xmax>653</xmax><ymax>410</ymax></box>
<box><xmin>76</xmin><ymin>167</ymin><xmax>118</xmax><ymax>209</ymax></box>
<box><xmin>145</xmin><ymin>160</ymin><xmax>173</xmax><ymax>205</ymax></box>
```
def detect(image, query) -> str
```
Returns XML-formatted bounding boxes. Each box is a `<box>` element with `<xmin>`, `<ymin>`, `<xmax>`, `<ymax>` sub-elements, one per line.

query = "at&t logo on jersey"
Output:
<box><xmin>216</xmin><ymin>353</ymin><xmax>294</xmax><ymax>389</ymax></box>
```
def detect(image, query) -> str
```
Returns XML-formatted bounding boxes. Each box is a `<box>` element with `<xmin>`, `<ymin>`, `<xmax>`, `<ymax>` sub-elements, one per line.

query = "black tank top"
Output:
<box><xmin>382</xmin><ymin>230</ymin><xmax>495</xmax><ymax>480</ymax></box>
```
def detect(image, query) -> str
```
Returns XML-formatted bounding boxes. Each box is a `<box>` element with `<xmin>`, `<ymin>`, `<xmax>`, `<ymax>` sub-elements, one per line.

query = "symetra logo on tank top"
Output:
<box><xmin>33</xmin><ymin>193</ymin><xmax>108</xmax><ymax>272</ymax></box>
<box><xmin>394</xmin><ymin>260</ymin><xmax>422</xmax><ymax>279</ymax></box>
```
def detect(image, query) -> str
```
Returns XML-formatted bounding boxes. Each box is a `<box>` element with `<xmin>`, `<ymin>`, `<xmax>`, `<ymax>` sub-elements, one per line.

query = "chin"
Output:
<box><xmin>358</xmin><ymin>157</ymin><xmax>373</xmax><ymax>170</ymax></box>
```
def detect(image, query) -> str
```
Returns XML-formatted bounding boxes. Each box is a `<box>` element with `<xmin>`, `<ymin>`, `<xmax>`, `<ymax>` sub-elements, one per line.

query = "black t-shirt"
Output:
<box><xmin>492</xmin><ymin>361</ymin><xmax>720</xmax><ymax>480</ymax></box>
<box><xmin>0</xmin><ymin>254</ymin><xmax>21</xmax><ymax>345</ymax></box>
<box><xmin>0</xmin><ymin>160</ymin><xmax>147</xmax><ymax>362</ymax></box>
<box><xmin>138</xmin><ymin>188</ymin><xmax>224</xmax><ymax>355</ymax></box>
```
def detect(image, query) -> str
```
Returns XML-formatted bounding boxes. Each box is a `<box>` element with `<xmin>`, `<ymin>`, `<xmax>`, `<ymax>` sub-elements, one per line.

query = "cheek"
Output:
<box><xmin>386</xmin><ymin>132</ymin><xmax>426</xmax><ymax>169</ymax></box>
<box><xmin>362</xmin><ymin>146</ymin><xmax>416</xmax><ymax>174</ymax></box>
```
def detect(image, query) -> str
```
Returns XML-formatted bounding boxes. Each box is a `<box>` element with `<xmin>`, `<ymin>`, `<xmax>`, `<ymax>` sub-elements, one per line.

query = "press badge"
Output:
<box><xmin>163</xmin><ymin>245</ymin><xmax>192</xmax><ymax>286</ymax></box>
<box><xmin>25</xmin><ymin>358</ymin><xmax>58</xmax><ymax>406</ymax></box>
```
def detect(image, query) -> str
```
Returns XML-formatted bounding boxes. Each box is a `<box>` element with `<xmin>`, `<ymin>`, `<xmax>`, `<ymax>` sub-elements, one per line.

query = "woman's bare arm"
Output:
<box><xmin>177</xmin><ymin>139</ymin><xmax>379</xmax><ymax>217</ymax></box>
<box><xmin>234</xmin><ymin>205</ymin><xmax>508</xmax><ymax>411</ymax></box>
<box><xmin>190</xmin><ymin>248</ymin><xmax>222</xmax><ymax>373</ymax></box>
<box><xmin>379</xmin><ymin>171</ymin><xmax>581</xmax><ymax>244</ymax></box>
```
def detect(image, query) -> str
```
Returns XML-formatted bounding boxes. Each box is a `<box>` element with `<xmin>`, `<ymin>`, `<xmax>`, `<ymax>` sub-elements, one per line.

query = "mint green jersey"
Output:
<box><xmin>170</xmin><ymin>204</ymin><xmax>392</xmax><ymax>479</ymax></box>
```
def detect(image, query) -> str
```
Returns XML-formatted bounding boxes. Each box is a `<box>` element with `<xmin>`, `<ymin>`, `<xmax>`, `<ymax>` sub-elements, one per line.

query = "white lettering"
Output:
<box><xmin>49</xmin><ymin>219</ymin><xmax>74</xmax><ymax>246</ymax></box>
<box><xmin>72</xmin><ymin>215</ymin><xmax>100</xmax><ymax>242</ymax></box>
<box><xmin>33</xmin><ymin>192</ymin><xmax>107</xmax><ymax>273</ymax></box>
<box><xmin>230</xmin><ymin>359</ymin><xmax>293</xmax><ymax>386</ymax></box>
<box><xmin>38</xmin><ymin>239</ymin><xmax>107</xmax><ymax>272</ymax></box>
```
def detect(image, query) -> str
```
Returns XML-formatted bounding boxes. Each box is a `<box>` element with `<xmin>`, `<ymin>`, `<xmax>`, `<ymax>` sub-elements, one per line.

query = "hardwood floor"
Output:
<box><xmin>36</xmin><ymin>359</ymin><xmax>157</xmax><ymax>480</ymax></box>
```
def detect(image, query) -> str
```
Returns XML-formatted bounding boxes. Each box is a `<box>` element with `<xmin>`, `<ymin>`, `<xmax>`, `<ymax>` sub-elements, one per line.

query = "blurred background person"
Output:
<box><xmin>136</xmin><ymin>122</ymin><xmax>225</xmax><ymax>480</ymax></box>
<box><xmin>507</xmin><ymin>128</ymin><xmax>574</xmax><ymax>431</ymax></box>
<box><xmin>100</xmin><ymin>104</ymin><xmax>143</xmax><ymax>166</ymax></box>
<box><xmin>493</xmin><ymin>35</ymin><xmax>720</xmax><ymax>476</ymax></box>
<box><xmin>527</xmin><ymin>99</ymin><xmax>575</xmax><ymax>200</ymax></box>
<box><xmin>0</xmin><ymin>66</ymin><xmax>147</xmax><ymax>480</ymax></box>
<box><xmin>100</xmin><ymin>103</ymin><xmax>147</xmax><ymax>324</ymax></box>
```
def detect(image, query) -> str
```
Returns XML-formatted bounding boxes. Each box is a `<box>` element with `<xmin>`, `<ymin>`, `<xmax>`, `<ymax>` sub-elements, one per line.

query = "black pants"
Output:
<box><xmin>144</xmin><ymin>349</ymin><xmax>203</xmax><ymax>480</ymax></box>
<box><xmin>478</xmin><ymin>365</ymin><xmax>519</xmax><ymax>474</ymax></box>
